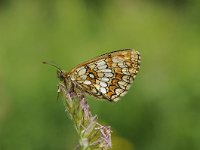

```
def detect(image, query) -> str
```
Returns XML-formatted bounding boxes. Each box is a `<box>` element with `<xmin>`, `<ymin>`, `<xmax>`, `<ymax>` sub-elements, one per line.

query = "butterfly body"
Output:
<box><xmin>56</xmin><ymin>49</ymin><xmax>141</xmax><ymax>102</ymax></box>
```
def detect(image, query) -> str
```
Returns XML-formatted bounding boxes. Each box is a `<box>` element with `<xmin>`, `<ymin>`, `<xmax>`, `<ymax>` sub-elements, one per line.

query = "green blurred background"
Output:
<box><xmin>0</xmin><ymin>0</ymin><xmax>200</xmax><ymax>150</ymax></box>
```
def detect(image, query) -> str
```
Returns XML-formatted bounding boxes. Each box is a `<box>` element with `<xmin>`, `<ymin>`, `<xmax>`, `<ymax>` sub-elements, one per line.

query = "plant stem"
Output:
<box><xmin>58</xmin><ymin>83</ymin><xmax>112</xmax><ymax>150</ymax></box>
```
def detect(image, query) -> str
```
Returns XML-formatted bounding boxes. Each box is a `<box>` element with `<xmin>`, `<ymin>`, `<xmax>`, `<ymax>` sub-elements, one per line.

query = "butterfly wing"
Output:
<box><xmin>67</xmin><ymin>49</ymin><xmax>141</xmax><ymax>102</ymax></box>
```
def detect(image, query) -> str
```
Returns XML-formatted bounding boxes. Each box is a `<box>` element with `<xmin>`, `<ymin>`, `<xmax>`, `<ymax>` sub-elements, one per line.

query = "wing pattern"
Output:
<box><xmin>67</xmin><ymin>49</ymin><xmax>141</xmax><ymax>102</ymax></box>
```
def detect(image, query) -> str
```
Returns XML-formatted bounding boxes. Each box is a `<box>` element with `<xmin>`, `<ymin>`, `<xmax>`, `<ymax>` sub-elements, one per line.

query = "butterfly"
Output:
<box><xmin>44</xmin><ymin>49</ymin><xmax>141</xmax><ymax>102</ymax></box>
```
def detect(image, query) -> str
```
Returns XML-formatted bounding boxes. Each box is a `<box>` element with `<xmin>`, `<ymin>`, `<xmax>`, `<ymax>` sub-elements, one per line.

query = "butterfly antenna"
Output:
<box><xmin>43</xmin><ymin>61</ymin><xmax>62</xmax><ymax>71</ymax></box>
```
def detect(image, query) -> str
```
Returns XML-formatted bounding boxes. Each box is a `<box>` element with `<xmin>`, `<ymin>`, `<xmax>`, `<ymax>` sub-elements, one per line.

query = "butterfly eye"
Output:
<box><xmin>57</xmin><ymin>70</ymin><xmax>65</xmax><ymax>81</ymax></box>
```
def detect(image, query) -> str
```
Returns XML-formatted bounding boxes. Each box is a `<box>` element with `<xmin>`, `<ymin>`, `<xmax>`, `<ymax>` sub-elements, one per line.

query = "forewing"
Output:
<box><xmin>68</xmin><ymin>49</ymin><xmax>141</xmax><ymax>102</ymax></box>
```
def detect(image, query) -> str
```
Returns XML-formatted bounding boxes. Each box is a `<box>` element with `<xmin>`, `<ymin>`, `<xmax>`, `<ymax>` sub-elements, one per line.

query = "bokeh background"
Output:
<box><xmin>0</xmin><ymin>0</ymin><xmax>200</xmax><ymax>150</ymax></box>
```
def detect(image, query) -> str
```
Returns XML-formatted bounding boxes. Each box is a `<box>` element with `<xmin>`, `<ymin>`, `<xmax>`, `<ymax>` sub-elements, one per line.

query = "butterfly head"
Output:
<box><xmin>57</xmin><ymin>70</ymin><xmax>67</xmax><ymax>81</ymax></box>
<box><xmin>43</xmin><ymin>61</ymin><xmax>68</xmax><ymax>81</ymax></box>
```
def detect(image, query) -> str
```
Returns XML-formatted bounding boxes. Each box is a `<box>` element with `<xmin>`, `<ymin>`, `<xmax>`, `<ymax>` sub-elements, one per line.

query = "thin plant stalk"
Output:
<box><xmin>58</xmin><ymin>83</ymin><xmax>112</xmax><ymax>150</ymax></box>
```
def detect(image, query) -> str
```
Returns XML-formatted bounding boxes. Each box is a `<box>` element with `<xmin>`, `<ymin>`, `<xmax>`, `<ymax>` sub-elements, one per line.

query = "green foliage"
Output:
<box><xmin>0</xmin><ymin>0</ymin><xmax>200</xmax><ymax>150</ymax></box>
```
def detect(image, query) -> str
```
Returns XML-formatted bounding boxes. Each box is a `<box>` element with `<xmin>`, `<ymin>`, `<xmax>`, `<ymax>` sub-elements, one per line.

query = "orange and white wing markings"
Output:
<box><xmin>67</xmin><ymin>49</ymin><xmax>141</xmax><ymax>102</ymax></box>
